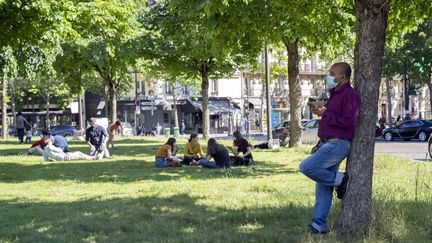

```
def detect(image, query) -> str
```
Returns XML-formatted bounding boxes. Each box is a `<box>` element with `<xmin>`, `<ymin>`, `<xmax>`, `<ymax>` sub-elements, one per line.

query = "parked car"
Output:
<box><xmin>8</xmin><ymin>128</ymin><xmax>18</xmax><ymax>137</ymax></box>
<box><xmin>121</xmin><ymin>122</ymin><xmax>133</xmax><ymax>136</ymax></box>
<box><xmin>271</xmin><ymin>119</ymin><xmax>321</xmax><ymax>145</ymax></box>
<box><xmin>301</xmin><ymin>119</ymin><xmax>320</xmax><ymax>144</ymax></box>
<box><xmin>382</xmin><ymin>120</ymin><xmax>432</xmax><ymax>142</ymax></box>
<box><xmin>272</xmin><ymin>120</ymin><xmax>290</xmax><ymax>138</ymax></box>
<box><xmin>49</xmin><ymin>125</ymin><xmax>78</xmax><ymax>137</ymax></box>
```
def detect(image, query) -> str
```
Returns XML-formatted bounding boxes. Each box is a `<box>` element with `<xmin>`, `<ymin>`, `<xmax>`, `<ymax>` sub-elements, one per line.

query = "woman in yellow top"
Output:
<box><xmin>155</xmin><ymin>137</ymin><xmax>181</xmax><ymax>167</ymax></box>
<box><xmin>183</xmin><ymin>133</ymin><xmax>204</xmax><ymax>165</ymax></box>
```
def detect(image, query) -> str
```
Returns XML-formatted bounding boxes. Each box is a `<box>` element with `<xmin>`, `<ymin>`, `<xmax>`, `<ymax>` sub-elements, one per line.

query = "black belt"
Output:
<box><xmin>320</xmin><ymin>137</ymin><xmax>340</xmax><ymax>142</ymax></box>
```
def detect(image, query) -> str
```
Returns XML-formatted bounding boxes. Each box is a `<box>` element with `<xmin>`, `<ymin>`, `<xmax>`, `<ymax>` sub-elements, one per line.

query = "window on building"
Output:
<box><xmin>165</xmin><ymin>82</ymin><xmax>174</xmax><ymax>96</ymax></box>
<box><xmin>164</xmin><ymin>113</ymin><xmax>169</xmax><ymax>124</ymax></box>
<box><xmin>211</xmin><ymin>80</ymin><xmax>218</xmax><ymax>96</ymax></box>
<box><xmin>183</xmin><ymin>86</ymin><xmax>189</xmax><ymax>96</ymax></box>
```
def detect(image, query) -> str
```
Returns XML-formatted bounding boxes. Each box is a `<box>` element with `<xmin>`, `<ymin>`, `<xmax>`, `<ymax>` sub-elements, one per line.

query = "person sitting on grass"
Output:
<box><xmin>155</xmin><ymin>137</ymin><xmax>182</xmax><ymax>167</ymax></box>
<box><xmin>27</xmin><ymin>138</ymin><xmax>47</xmax><ymax>156</ymax></box>
<box><xmin>43</xmin><ymin>137</ymin><xmax>95</xmax><ymax>162</ymax></box>
<box><xmin>231</xmin><ymin>131</ymin><xmax>253</xmax><ymax>166</ymax></box>
<box><xmin>197</xmin><ymin>138</ymin><xmax>230</xmax><ymax>169</ymax></box>
<box><xmin>182</xmin><ymin>133</ymin><xmax>204</xmax><ymax>165</ymax></box>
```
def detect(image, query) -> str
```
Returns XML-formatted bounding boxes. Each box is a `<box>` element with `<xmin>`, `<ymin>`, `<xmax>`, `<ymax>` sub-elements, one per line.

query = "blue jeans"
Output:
<box><xmin>299</xmin><ymin>139</ymin><xmax>351</xmax><ymax>232</ymax></box>
<box><xmin>155</xmin><ymin>157</ymin><xmax>166</xmax><ymax>167</ymax></box>
<box><xmin>198</xmin><ymin>158</ymin><xmax>220</xmax><ymax>169</ymax></box>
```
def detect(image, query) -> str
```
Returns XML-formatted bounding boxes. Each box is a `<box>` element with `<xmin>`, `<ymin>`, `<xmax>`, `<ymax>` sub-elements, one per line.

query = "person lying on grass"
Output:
<box><xmin>182</xmin><ymin>133</ymin><xmax>204</xmax><ymax>165</ymax></box>
<box><xmin>43</xmin><ymin>136</ymin><xmax>95</xmax><ymax>162</ymax></box>
<box><xmin>155</xmin><ymin>137</ymin><xmax>182</xmax><ymax>167</ymax></box>
<box><xmin>197</xmin><ymin>138</ymin><xmax>230</xmax><ymax>169</ymax></box>
<box><xmin>231</xmin><ymin>131</ymin><xmax>253</xmax><ymax>166</ymax></box>
<box><xmin>42</xmin><ymin>130</ymin><xmax>69</xmax><ymax>152</ymax></box>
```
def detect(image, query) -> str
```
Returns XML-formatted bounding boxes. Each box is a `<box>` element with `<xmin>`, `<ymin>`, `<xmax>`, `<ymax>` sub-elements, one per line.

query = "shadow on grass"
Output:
<box><xmin>0</xmin><ymin>158</ymin><xmax>299</xmax><ymax>184</ymax></box>
<box><xmin>0</xmin><ymin>139</ymin><xmax>300</xmax><ymax>183</ymax></box>
<box><xmin>0</xmin><ymin>194</ymin><xmax>314</xmax><ymax>242</ymax></box>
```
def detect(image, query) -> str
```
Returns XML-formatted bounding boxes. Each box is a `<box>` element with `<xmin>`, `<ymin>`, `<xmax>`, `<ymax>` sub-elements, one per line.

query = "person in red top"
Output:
<box><xmin>107</xmin><ymin>121</ymin><xmax>122</xmax><ymax>149</ymax></box>
<box><xmin>27</xmin><ymin>138</ymin><xmax>47</xmax><ymax>155</ymax></box>
<box><xmin>299</xmin><ymin>62</ymin><xmax>360</xmax><ymax>234</ymax></box>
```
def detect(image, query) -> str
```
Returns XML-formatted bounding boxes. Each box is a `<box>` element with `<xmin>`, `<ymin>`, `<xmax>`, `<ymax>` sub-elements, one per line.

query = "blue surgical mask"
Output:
<box><xmin>325</xmin><ymin>75</ymin><xmax>337</xmax><ymax>89</ymax></box>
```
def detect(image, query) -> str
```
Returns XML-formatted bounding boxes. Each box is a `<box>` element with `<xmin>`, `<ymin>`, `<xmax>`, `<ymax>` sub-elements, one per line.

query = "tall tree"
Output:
<box><xmin>0</xmin><ymin>46</ymin><xmax>17</xmax><ymax>139</ymax></box>
<box><xmin>56</xmin><ymin>0</ymin><xmax>141</xmax><ymax>123</ymax></box>
<box><xmin>384</xmin><ymin>19</ymin><xmax>432</xmax><ymax>114</ymax></box>
<box><xmin>337</xmin><ymin>0</ymin><xmax>431</xmax><ymax>237</ymax></box>
<box><xmin>0</xmin><ymin>0</ymin><xmax>74</xmax><ymax>138</ymax></box>
<box><xmin>140</xmin><ymin>0</ymin><xmax>249</xmax><ymax>138</ymax></box>
<box><xmin>203</xmin><ymin>0</ymin><xmax>354</xmax><ymax>146</ymax></box>
<box><xmin>336</xmin><ymin>0</ymin><xmax>390</xmax><ymax>237</ymax></box>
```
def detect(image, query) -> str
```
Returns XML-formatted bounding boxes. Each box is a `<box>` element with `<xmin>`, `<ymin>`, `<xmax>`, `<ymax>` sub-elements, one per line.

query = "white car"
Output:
<box><xmin>121</xmin><ymin>122</ymin><xmax>133</xmax><ymax>136</ymax></box>
<box><xmin>301</xmin><ymin>119</ymin><xmax>320</xmax><ymax>144</ymax></box>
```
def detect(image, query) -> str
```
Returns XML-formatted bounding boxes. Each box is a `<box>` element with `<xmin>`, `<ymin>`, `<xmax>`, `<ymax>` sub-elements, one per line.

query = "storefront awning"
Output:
<box><xmin>187</xmin><ymin>98</ymin><xmax>239</xmax><ymax>115</ymax></box>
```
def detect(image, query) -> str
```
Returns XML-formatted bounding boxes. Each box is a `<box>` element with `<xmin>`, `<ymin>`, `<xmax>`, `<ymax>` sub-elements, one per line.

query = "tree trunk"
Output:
<box><xmin>336</xmin><ymin>0</ymin><xmax>390</xmax><ymax>238</ymax></box>
<box><xmin>46</xmin><ymin>90</ymin><xmax>50</xmax><ymax>129</ymax></box>
<box><xmin>173</xmin><ymin>86</ymin><xmax>179</xmax><ymax>128</ymax></box>
<box><xmin>427</xmin><ymin>82</ymin><xmax>432</xmax><ymax>114</ymax></box>
<box><xmin>284</xmin><ymin>37</ymin><xmax>302</xmax><ymax>147</ymax></box>
<box><xmin>201</xmin><ymin>65</ymin><xmax>210</xmax><ymax>139</ymax></box>
<box><xmin>260</xmin><ymin>81</ymin><xmax>265</xmax><ymax>133</ymax></box>
<box><xmin>108</xmin><ymin>81</ymin><xmax>117</xmax><ymax>123</ymax></box>
<box><xmin>9</xmin><ymin>79</ymin><xmax>16</xmax><ymax>127</ymax></box>
<box><xmin>385</xmin><ymin>78</ymin><xmax>392</xmax><ymax>127</ymax></box>
<box><xmin>2</xmin><ymin>77</ymin><xmax>7</xmax><ymax>139</ymax></box>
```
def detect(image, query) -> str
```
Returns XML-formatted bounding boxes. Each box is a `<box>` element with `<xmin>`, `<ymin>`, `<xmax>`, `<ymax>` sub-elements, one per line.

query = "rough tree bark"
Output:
<box><xmin>260</xmin><ymin>81</ymin><xmax>265</xmax><ymax>133</ymax></box>
<box><xmin>385</xmin><ymin>78</ymin><xmax>392</xmax><ymax>127</ymax></box>
<box><xmin>108</xmin><ymin>80</ymin><xmax>117</xmax><ymax>123</ymax></box>
<box><xmin>336</xmin><ymin>0</ymin><xmax>390</xmax><ymax>238</ymax></box>
<box><xmin>45</xmin><ymin>91</ymin><xmax>50</xmax><ymax>129</ymax></box>
<box><xmin>427</xmin><ymin>82</ymin><xmax>432</xmax><ymax>114</ymax></box>
<box><xmin>9</xmin><ymin>79</ymin><xmax>16</xmax><ymax>127</ymax></box>
<box><xmin>284</xmin><ymin>37</ymin><xmax>302</xmax><ymax>147</ymax></box>
<box><xmin>200</xmin><ymin>64</ymin><xmax>210</xmax><ymax>139</ymax></box>
<box><xmin>172</xmin><ymin>83</ymin><xmax>179</xmax><ymax>128</ymax></box>
<box><xmin>2</xmin><ymin>77</ymin><xmax>7</xmax><ymax>139</ymax></box>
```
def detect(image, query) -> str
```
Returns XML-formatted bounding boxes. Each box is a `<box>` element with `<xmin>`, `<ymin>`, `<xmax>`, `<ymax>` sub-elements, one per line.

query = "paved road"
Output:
<box><xmin>374</xmin><ymin>140</ymin><xmax>429</xmax><ymax>161</ymax></box>
<box><xmin>209</xmin><ymin>133</ymin><xmax>429</xmax><ymax>161</ymax></box>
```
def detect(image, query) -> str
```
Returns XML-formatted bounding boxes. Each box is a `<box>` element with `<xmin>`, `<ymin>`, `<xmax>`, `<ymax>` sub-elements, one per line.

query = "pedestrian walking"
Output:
<box><xmin>180</xmin><ymin>120</ymin><xmax>186</xmax><ymax>135</ymax></box>
<box><xmin>16</xmin><ymin>112</ymin><xmax>30</xmax><ymax>144</ymax></box>
<box><xmin>299</xmin><ymin>62</ymin><xmax>360</xmax><ymax>234</ymax></box>
<box><xmin>107</xmin><ymin>121</ymin><xmax>122</xmax><ymax>149</ymax></box>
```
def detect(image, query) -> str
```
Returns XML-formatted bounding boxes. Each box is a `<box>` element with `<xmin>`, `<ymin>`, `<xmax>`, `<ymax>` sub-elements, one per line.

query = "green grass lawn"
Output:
<box><xmin>0</xmin><ymin>137</ymin><xmax>431</xmax><ymax>242</ymax></box>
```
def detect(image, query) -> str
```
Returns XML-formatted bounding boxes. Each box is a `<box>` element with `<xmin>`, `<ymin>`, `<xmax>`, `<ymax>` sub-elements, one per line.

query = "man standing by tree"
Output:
<box><xmin>299</xmin><ymin>62</ymin><xmax>360</xmax><ymax>234</ymax></box>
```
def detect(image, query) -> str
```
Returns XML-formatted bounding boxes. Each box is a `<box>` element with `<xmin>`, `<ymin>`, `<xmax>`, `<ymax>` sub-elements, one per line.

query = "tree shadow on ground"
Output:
<box><xmin>0</xmin><ymin>139</ymin><xmax>301</xmax><ymax>183</ymax></box>
<box><xmin>0</xmin><ymin>194</ymin><xmax>316</xmax><ymax>242</ymax></box>
<box><xmin>0</xmin><ymin>159</ymin><xmax>299</xmax><ymax>184</ymax></box>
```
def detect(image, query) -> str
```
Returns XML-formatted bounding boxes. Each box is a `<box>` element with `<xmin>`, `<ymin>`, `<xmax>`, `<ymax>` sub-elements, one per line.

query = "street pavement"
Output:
<box><xmin>212</xmin><ymin>133</ymin><xmax>430</xmax><ymax>161</ymax></box>
<box><xmin>374</xmin><ymin>139</ymin><xmax>429</xmax><ymax>161</ymax></box>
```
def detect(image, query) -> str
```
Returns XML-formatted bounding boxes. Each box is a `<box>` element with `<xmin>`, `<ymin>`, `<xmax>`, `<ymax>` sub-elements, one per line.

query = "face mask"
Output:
<box><xmin>325</xmin><ymin>75</ymin><xmax>337</xmax><ymax>89</ymax></box>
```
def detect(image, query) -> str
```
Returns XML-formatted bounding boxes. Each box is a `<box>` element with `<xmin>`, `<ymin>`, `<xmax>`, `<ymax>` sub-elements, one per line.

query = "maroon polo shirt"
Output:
<box><xmin>318</xmin><ymin>83</ymin><xmax>360</xmax><ymax>141</ymax></box>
